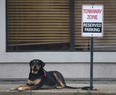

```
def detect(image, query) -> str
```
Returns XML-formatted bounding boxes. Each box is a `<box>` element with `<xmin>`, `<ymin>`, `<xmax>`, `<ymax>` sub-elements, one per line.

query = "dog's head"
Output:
<box><xmin>29</xmin><ymin>59</ymin><xmax>45</xmax><ymax>74</ymax></box>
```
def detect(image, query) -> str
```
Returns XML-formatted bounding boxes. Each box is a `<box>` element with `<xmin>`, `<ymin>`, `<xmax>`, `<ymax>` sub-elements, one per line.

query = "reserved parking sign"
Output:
<box><xmin>82</xmin><ymin>5</ymin><xmax>104</xmax><ymax>37</ymax></box>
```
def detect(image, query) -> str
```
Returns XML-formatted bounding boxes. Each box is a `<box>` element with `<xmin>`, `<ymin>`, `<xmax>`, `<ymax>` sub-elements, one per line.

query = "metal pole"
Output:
<box><xmin>90</xmin><ymin>37</ymin><xmax>94</xmax><ymax>90</ymax></box>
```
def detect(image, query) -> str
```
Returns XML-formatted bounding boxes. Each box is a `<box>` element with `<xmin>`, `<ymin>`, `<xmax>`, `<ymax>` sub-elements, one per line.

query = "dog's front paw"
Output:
<box><xmin>18</xmin><ymin>87</ymin><xmax>24</xmax><ymax>91</ymax></box>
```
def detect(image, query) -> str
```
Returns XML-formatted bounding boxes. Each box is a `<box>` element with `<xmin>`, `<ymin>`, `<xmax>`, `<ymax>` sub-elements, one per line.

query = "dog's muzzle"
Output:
<box><xmin>31</xmin><ymin>65</ymin><xmax>39</xmax><ymax>74</ymax></box>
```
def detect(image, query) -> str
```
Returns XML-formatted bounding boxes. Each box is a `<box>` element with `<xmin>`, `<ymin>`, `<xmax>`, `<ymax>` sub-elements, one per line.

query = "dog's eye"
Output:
<box><xmin>35</xmin><ymin>61</ymin><xmax>39</xmax><ymax>64</ymax></box>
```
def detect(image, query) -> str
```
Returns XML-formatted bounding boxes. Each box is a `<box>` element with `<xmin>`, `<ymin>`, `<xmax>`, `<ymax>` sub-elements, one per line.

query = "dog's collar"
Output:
<box><xmin>44</xmin><ymin>73</ymin><xmax>47</xmax><ymax>77</ymax></box>
<box><xmin>43</xmin><ymin>69</ymin><xmax>47</xmax><ymax>78</ymax></box>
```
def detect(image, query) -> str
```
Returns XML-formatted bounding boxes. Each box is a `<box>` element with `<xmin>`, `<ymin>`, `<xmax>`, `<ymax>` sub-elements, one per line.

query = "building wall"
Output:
<box><xmin>0</xmin><ymin>63</ymin><xmax>116</xmax><ymax>79</ymax></box>
<box><xmin>0</xmin><ymin>0</ymin><xmax>116</xmax><ymax>79</ymax></box>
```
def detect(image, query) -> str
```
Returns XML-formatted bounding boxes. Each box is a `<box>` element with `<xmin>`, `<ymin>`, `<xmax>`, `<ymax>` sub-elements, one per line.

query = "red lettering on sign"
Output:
<box><xmin>84</xmin><ymin>9</ymin><xmax>102</xmax><ymax>14</ymax></box>
<box><xmin>87</xmin><ymin>15</ymin><xmax>97</xmax><ymax>20</ymax></box>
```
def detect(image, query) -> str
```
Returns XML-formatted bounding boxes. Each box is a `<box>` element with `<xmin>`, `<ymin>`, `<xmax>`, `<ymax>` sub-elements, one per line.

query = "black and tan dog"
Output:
<box><xmin>11</xmin><ymin>59</ymin><xmax>91</xmax><ymax>91</ymax></box>
<box><xmin>11</xmin><ymin>59</ymin><xmax>79</xmax><ymax>91</ymax></box>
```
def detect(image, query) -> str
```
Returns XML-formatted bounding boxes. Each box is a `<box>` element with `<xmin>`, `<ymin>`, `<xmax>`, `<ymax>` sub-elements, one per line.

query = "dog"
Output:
<box><xmin>11</xmin><ymin>59</ymin><xmax>91</xmax><ymax>91</ymax></box>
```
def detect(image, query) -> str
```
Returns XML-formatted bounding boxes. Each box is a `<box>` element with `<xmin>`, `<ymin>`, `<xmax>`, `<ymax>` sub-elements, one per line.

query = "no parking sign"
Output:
<box><xmin>82</xmin><ymin>5</ymin><xmax>104</xmax><ymax>37</ymax></box>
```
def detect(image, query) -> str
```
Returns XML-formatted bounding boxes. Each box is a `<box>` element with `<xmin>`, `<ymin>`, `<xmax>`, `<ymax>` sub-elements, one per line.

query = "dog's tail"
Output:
<box><xmin>65</xmin><ymin>85</ymin><xmax>92</xmax><ymax>90</ymax></box>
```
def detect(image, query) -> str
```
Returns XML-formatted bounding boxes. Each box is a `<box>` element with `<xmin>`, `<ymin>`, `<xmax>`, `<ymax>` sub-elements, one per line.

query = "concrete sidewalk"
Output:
<box><xmin>0</xmin><ymin>83</ymin><xmax>116</xmax><ymax>95</ymax></box>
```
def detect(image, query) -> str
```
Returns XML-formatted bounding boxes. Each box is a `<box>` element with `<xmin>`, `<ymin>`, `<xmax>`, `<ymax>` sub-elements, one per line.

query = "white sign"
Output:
<box><xmin>82</xmin><ymin>5</ymin><xmax>104</xmax><ymax>37</ymax></box>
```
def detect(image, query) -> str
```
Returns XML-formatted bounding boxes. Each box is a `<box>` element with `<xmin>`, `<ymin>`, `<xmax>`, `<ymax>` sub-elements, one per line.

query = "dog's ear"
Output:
<box><xmin>39</xmin><ymin>60</ymin><xmax>45</xmax><ymax>68</ymax></box>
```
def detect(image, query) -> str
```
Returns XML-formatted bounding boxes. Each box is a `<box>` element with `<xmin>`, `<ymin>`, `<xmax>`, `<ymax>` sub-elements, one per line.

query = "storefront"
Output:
<box><xmin>6</xmin><ymin>0</ymin><xmax>116</xmax><ymax>52</ymax></box>
<box><xmin>0</xmin><ymin>0</ymin><xmax>116</xmax><ymax>79</ymax></box>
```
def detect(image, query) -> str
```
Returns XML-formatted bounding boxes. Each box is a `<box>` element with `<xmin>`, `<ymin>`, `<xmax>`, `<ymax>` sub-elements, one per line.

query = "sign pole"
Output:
<box><xmin>90</xmin><ymin>37</ymin><xmax>94</xmax><ymax>90</ymax></box>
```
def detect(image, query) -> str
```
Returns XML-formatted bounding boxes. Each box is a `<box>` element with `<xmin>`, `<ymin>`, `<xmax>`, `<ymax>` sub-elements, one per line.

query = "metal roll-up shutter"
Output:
<box><xmin>74</xmin><ymin>0</ymin><xmax>116</xmax><ymax>51</ymax></box>
<box><xmin>7</xmin><ymin>0</ymin><xmax>70</xmax><ymax>51</ymax></box>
